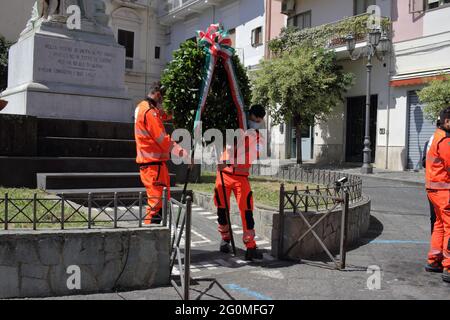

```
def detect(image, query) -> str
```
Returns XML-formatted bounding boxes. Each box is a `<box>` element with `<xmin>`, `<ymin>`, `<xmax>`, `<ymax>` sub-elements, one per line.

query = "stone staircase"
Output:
<box><xmin>0</xmin><ymin>115</ymin><xmax>198</xmax><ymax>195</ymax></box>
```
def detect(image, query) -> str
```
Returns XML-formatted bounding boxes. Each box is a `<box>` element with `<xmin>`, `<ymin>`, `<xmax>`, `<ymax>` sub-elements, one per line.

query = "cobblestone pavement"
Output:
<box><xmin>46</xmin><ymin>176</ymin><xmax>448</xmax><ymax>300</ymax></box>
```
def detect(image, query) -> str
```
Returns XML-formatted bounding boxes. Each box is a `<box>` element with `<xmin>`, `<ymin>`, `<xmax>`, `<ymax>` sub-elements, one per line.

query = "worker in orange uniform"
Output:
<box><xmin>214</xmin><ymin>105</ymin><xmax>267</xmax><ymax>261</ymax></box>
<box><xmin>135</xmin><ymin>83</ymin><xmax>187</xmax><ymax>225</ymax></box>
<box><xmin>425</xmin><ymin>106</ymin><xmax>450</xmax><ymax>283</ymax></box>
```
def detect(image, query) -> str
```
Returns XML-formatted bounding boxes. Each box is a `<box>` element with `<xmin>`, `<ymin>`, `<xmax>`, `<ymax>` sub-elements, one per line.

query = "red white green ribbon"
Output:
<box><xmin>194</xmin><ymin>24</ymin><xmax>248</xmax><ymax>138</ymax></box>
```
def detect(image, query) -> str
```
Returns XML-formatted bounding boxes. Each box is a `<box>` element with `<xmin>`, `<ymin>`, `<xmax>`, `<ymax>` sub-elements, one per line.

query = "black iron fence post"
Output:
<box><xmin>139</xmin><ymin>192</ymin><xmax>143</xmax><ymax>228</ymax></box>
<box><xmin>278</xmin><ymin>183</ymin><xmax>285</xmax><ymax>260</ymax></box>
<box><xmin>61</xmin><ymin>193</ymin><xmax>65</xmax><ymax>230</ymax></box>
<box><xmin>184</xmin><ymin>196</ymin><xmax>192</xmax><ymax>300</ymax></box>
<box><xmin>88</xmin><ymin>193</ymin><xmax>92</xmax><ymax>229</ymax></box>
<box><xmin>114</xmin><ymin>193</ymin><xmax>118</xmax><ymax>229</ymax></box>
<box><xmin>5</xmin><ymin>193</ymin><xmax>8</xmax><ymax>231</ymax></box>
<box><xmin>340</xmin><ymin>190</ymin><xmax>350</xmax><ymax>270</ymax></box>
<box><xmin>33</xmin><ymin>193</ymin><xmax>37</xmax><ymax>231</ymax></box>
<box><xmin>162</xmin><ymin>188</ymin><xmax>168</xmax><ymax>227</ymax></box>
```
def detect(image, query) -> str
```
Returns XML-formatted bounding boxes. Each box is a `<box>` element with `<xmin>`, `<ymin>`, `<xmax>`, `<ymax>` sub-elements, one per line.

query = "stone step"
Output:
<box><xmin>0</xmin><ymin>157</ymin><xmax>198</xmax><ymax>189</ymax></box>
<box><xmin>50</xmin><ymin>187</ymin><xmax>192</xmax><ymax>206</ymax></box>
<box><xmin>37</xmin><ymin>118</ymin><xmax>135</xmax><ymax>140</ymax></box>
<box><xmin>37</xmin><ymin>118</ymin><xmax>175</xmax><ymax>140</ymax></box>
<box><xmin>37</xmin><ymin>172</ymin><xmax>177</xmax><ymax>190</ymax></box>
<box><xmin>38</xmin><ymin>136</ymin><xmax>136</xmax><ymax>158</ymax></box>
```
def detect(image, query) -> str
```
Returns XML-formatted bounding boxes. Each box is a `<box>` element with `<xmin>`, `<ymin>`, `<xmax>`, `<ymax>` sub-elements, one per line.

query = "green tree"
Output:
<box><xmin>417</xmin><ymin>76</ymin><xmax>450</xmax><ymax>120</ymax></box>
<box><xmin>161</xmin><ymin>40</ymin><xmax>251</xmax><ymax>134</ymax></box>
<box><xmin>0</xmin><ymin>35</ymin><xmax>11</xmax><ymax>91</ymax></box>
<box><xmin>252</xmin><ymin>45</ymin><xmax>354</xmax><ymax>164</ymax></box>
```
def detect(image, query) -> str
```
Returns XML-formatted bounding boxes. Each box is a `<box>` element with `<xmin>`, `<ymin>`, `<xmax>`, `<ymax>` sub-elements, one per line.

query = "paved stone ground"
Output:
<box><xmin>44</xmin><ymin>175</ymin><xmax>449</xmax><ymax>300</ymax></box>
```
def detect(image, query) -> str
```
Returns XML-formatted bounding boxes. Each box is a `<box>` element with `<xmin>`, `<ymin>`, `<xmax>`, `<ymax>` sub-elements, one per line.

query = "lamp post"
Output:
<box><xmin>346</xmin><ymin>29</ymin><xmax>389</xmax><ymax>174</ymax></box>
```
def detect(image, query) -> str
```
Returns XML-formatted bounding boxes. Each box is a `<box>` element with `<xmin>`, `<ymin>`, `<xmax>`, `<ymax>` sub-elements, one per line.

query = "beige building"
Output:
<box><xmin>0</xmin><ymin>0</ymin><xmax>167</xmax><ymax>105</ymax></box>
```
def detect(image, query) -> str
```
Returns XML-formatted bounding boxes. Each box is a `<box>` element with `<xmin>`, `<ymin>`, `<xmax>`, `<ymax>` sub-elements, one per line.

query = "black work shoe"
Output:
<box><xmin>245</xmin><ymin>247</ymin><xmax>263</xmax><ymax>261</ymax></box>
<box><xmin>425</xmin><ymin>261</ymin><xmax>443</xmax><ymax>273</ymax></box>
<box><xmin>442</xmin><ymin>268</ymin><xmax>450</xmax><ymax>283</ymax></box>
<box><xmin>220</xmin><ymin>240</ymin><xmax>231</xmax><ymax>254</ymax></box>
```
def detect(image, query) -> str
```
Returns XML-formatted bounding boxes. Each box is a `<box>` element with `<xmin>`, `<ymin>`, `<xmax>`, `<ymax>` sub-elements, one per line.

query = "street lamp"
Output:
<box><xmin>346</xmin><ymin>28</ymin><xmax>390</xmax><ymax>174</ymax></box>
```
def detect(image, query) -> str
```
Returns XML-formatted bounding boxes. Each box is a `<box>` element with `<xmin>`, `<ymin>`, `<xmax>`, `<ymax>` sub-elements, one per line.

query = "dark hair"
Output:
<box><xmin>249</xmin><ymin>104</ymin><xmax>266</xmax><ymax>119</ymax></box>
<box><xmin>439</xmin><ymin>107</ymin><xmax>450</xmax><ymax>126</ymax></box>
<box><xmin>149</xmin><ymin>82</ymin><xmax>164</xmax><ymax>96</ymax></box>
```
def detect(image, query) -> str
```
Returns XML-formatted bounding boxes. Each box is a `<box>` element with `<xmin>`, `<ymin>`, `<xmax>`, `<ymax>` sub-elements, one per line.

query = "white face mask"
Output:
<box><xmin>248</xmin><ymin>120</ymin><xmax>265</xmax><ymax>130</ymax></box>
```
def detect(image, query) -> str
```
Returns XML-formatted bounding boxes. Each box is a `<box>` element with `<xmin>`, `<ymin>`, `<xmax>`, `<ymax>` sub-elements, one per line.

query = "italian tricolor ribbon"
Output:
<box><xmin>193</xmin><ymin>24</ymin><xmax>248</xmax><ymax>139</ymax></box>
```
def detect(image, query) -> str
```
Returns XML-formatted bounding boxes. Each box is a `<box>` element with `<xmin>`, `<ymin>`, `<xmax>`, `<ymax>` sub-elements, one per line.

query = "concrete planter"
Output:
<box><xmin>0</xmin><ymin>227</ymin><xmax>170</xmax><ymax>299</ymax></box>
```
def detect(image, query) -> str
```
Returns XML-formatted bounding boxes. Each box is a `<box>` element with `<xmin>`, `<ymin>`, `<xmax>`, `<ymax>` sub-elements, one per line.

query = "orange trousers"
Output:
<box><xmin>427</xmin><ymin>189</ymin><xmax>450</xmax><ymax>268</ymax></box>
<box><xmin>214</xmin><ymin>171</ymin><xmax>256</xmax><ymax>249</ymax></box>
<box><xmin>139</xmin><ymin>162</ymin><xmax>171</xmax><ymax>225</ymax></box>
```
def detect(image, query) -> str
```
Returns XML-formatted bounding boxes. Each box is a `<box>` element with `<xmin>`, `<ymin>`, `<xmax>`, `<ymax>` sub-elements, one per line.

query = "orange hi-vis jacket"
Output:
<box><xmin>135</xmin><ymin>99</ymin><xmax>173</xmax><ymax>164</ymax></box>
<box><xmin>221</xmin><ymin>130</ymin><xmax>264</xmax><ymax>177</ymax></box>
<box><xmin>426</xmin><ymin>128</ymin><xmax>450</xmax><ymax>190</ymax></box>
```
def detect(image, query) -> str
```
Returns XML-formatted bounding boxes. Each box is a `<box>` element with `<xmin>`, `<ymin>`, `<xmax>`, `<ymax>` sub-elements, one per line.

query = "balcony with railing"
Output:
<box><xmin>269</xmin><ymin>13</ymin><xmax>392</xmax><ymax>57</ymax></box>
<box><xmin>112</xmin><ymin>0</ymin><xmax>151</xmax><ymax>9</ymax></box>
<box><xmin>159</xmin><ymin>0</ymin><xmax>224</xmax><ymax>25</ymax></box>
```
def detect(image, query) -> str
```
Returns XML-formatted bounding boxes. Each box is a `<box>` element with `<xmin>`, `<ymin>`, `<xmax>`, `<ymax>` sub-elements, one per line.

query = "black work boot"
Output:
<box><xmin>425</xmin><ymin>261</ymin><xmax>443</xmax><ymax>273</ymax></box>
<box><xmin>220</xmin><ymin>240</ymin><xmax>231</xmax><ymax>254</ymax></box>
<box><xmin>442</xmin><ymin>268</ymin><xmax>450</xmax><ymax>283</ymax></box>
<box><xmin>245</xmin><ymin>247</ymin><xmax>263</xmax><ymax>261</ymax></box>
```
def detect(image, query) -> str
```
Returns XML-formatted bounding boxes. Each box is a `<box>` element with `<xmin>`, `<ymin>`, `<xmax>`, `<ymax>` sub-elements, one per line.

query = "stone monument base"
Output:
<box><xmin>1</xmin><ymin>21</ymin><xmax>132</xmax><ymax>123</ymax></box>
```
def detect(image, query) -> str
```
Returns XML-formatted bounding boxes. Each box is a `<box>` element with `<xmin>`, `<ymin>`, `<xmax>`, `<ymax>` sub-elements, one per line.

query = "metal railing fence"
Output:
<box><xmin>0</xmin><ymin>190</ymin><xmax>170</xmax><ymax>230</ymax></box>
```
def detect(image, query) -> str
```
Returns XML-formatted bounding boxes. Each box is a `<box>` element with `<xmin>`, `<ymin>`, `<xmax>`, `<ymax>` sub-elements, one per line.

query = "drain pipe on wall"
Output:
<box><xmin>385</xmin><ymin>45</ymin><xmax>393</xmax><ymax>170</ymax></box>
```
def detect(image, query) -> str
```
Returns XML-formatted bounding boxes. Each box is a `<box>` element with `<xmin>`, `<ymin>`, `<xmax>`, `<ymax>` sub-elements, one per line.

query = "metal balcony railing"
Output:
<box><xmin>166</xmin><ymin>0</ymin><xmax>198</xmax><ymax>12</ymax></box>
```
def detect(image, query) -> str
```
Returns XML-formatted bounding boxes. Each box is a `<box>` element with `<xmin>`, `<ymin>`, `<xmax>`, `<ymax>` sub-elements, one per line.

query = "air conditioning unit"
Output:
<box><xmin>281</xmin><ymin>0</ymin><xmax>296</xmax><ymax>15</ymax></box>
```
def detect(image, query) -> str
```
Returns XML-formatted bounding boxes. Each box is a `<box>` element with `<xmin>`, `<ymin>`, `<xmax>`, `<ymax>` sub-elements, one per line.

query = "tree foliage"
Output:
<box><xmin>0</xmin><ymin>35</ymin><xmax>11</xmax><ymax>91</ymax></box>
<box><xmin>161</xmin><ymin>40</ymin><xmax>251</xmax><ymax>134</ymax></box>
<box><xmin>417</xmin><ymin>76</ymin><xmax>450</xmax><ymax>120</ymax></box>
<box><xmin>270</xmin><ymin>14</ymin><xmax>391</xmax><ymax>55</ymax></box>
<box><xmin>253</xmin><ymin>45</ymin><xmax>354</xmax><ymax>127</ymax></box>
<box><xmin>252</xmin><ymin>45</ymin><xmax>354</xmax><ymax>163</ymax></box>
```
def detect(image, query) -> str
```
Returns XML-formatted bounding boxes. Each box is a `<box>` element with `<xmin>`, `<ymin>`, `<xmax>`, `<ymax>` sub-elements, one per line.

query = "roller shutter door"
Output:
<box><xmin>406</xmin><ymin>91</ymin><xmax>436</xmax><ymax>170</ymax></box>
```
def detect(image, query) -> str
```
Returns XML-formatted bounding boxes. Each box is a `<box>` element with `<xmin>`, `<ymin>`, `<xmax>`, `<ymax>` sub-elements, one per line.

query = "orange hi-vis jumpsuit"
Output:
<box><xmin>426</xmin><ymin>128</ymin><xmax>450</xmax><ymax>268</ymax></box>
<box><xmin>214</xmin><ymin>131</ymin><xmax>262</xmax><ymax>249</ymax></box>
<box><xmin>135</xmin><ymin>98</ymin><xmax>174</xmax><ymax>225</ymax></box>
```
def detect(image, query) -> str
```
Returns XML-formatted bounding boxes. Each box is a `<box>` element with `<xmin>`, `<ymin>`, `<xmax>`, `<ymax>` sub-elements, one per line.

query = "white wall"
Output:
<box><xmin>313</xmin><ymin>56</ymin><xmax>391</xmax><ymax>163</ymax></box>
<box><xmin>166</xmin><ymin>0</ymin><xmax>266</xmax><ymax>68</ymax></box>
<box><xmin>0</xmin><ymin>0</ymin><xmax>35</xmax><ymax>42</ymax></box>
<box><xmin>394</xmin><ymin>31</ymin><xmax>450</xmax><ymax>76</ymax></box>
<box><xmin>423</xmin><ymin>6</ymin><xmax>450</xmax><ymax>36</ymax></box>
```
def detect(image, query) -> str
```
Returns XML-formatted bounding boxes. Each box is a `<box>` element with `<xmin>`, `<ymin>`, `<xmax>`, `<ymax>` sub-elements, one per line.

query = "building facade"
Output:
<box><xmin>270</xmin><ymin>0</ymin><xmax>450</xmax><ymax>170</ymax></box>
<box><xmin>0</xmin><ymin>0</ymin><xmax>166</xmax><ymax>106</ymax></box>
<box><xmin>159</xmin><ymin>0</ymin><xmax>267</xmax><ymax>70</ymax></box>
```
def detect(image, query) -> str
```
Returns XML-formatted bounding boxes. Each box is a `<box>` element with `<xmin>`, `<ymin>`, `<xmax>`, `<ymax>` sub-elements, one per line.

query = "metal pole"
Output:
<box><xmin>33</xmin><ymin>193</ymin><xmax>37</xmax><ymax>231</ymax></box>
<box><xmin>220</xmin><ymin>170</ymin><xmax>236</xmax><ymax>256</ymax></box>
<box><xmin>5</xmin><ymin>193</ymin><xmax>8</xmax><ymax>231</ymax></box>
<box><xmin>139</xmin><ymin>192</ymin><xmax>143</xmax><ymax>228</ymax></box>
<box><xmin>162</xmin><ymin>187</ymin><xmax>168</xmax><ymax>227</ymax></box>
<box><xmin>61</xmin><ymin>193</ymin><xmax>65</xmax><ymax>230</ymax></box>
<box><xmin>277</xmin><ymin>183</ymin><xmax>285</xmax><ymax>259</ymax></box>
<box><xmin>362</xmin><ymin>50</ymin><xmax>374</xmax><ymax>174</ymax></box>
<box><xmin>88</xmin><ymin>193</ymin><xmax>92</xmax><ymax>229</ymax></box>
<box><xmin>114</xmin><ymin>193</ymin><xmax>118</xmax><ymax>229</ymax></box>
<box><xmin>184</xmin><ymin>196</ymin><xmax>192</xmax><ymax>300</ymax></box>
<box><xmin>340</xmin><ymin>190</ymin><xmax>350</xmax><ymax>270</ymax></box>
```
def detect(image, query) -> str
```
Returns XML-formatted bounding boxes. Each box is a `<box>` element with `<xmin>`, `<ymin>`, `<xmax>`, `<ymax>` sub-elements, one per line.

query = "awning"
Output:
<box><xmin>390</xmin><ymin>74</ymin><xmax>448</xmax><ymax>87</ymax></box>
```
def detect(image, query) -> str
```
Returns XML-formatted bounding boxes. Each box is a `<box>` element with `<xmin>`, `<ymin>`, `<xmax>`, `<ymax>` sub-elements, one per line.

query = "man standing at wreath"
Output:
<box><xmin>214</xmin><ymin>105</ymin><xmax>267</xmax><ymax>261</ymax></box>
<box><xmin>134</xmin><ymin>83</ymin><xmax>186</xmax><ymax>225</ymax></box>
<box><xmin>425</xmin><ymin>106</ymin><xmax>450</xmax><ymax>283</ymax></box>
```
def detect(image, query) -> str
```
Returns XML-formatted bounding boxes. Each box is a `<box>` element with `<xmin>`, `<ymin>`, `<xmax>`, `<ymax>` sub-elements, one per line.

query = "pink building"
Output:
<box><xmin>266</xmin><ymin>0</ymin><xmax>450</xmax><ymax>171</ymax></box>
